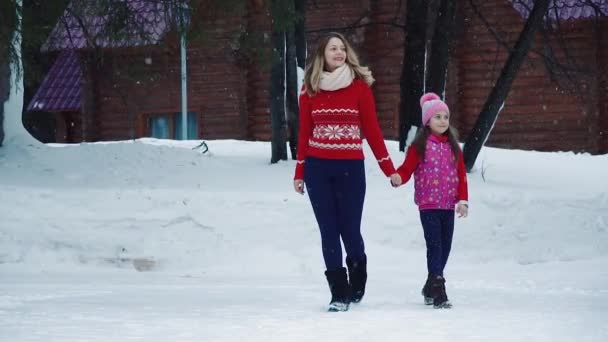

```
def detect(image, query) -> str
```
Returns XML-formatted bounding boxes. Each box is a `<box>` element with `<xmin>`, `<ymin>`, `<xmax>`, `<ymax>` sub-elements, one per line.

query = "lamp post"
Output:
<box><xmin>179</xmin><ymin>1</ymin><xmax>191</xmax><ymax>140</ymax></box>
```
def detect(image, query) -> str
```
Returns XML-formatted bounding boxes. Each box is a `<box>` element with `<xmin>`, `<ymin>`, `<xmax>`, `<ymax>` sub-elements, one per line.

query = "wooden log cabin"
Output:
<box><xmin>27</xmin><ymin>0</ymin><xmax>608</xmax><ymax>154</ymax></box>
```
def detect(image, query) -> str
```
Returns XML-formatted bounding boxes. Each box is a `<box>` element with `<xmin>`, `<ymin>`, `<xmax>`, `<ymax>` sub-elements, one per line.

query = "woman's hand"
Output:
<box><xmin>390</xmin><ymin>173</ymin><xmax>402</xmax><ymax>187</ymax></box>
<box><xmin>294</xmin><ymin>179</ymin><xmax>305</xmax><ymax>194</ymax></box>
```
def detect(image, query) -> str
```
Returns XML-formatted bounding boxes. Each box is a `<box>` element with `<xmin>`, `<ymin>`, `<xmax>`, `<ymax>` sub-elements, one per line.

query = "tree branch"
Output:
<box><xmin>306</xmin><ymin>20</ymin><xmax>406</xmax><ymax>34</ymax></box>
<box><xmin>468</xmin><ymin>0</ymin><xmax>593</xmax><ymax>76</ymax></box>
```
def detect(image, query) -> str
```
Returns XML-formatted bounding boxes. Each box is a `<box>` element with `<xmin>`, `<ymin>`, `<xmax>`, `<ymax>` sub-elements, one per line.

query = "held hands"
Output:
<box><xmin>294</xmin><ymin>179</ymin><xmax>305</xmax><ymax>194</ymax></box>
<box><xmin>456</xmin><ymin>201</ymin><xmax>469</xmax><ymax>218</ymax></box>
<box><xmin>390</xmin><ymin>173</ymin><xmax>402</xmax><ymax>187</ymax></box>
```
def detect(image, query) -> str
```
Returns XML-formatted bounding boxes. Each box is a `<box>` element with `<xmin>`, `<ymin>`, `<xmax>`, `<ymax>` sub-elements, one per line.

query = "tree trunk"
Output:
<box><xmin>1</xmin><ymin>0</ymin><xmax>18</xmax><ymax>146</ymax></box>
<box><xmin>426</xmin><ymin>0</ymin><xmax>456</xmax><ymax>96</ymax></box>
<box><xmin>0</xmin><ymin>60</ymin><xmax>9</xmax><ymax>146</ymax></box>
<box><xmin>463</xmin><ymin>0</ymin><xmax>551</xmax><ymax>171</ymax></box>
<box><xmin>399</xmin><ymin>0</ymin><xmax>428</xmax><ymax>151</ymax></box>
<box><xmin>269</xmin><ymin>0</ymin><xmax>288</xmax><ymax>163</ymax></box>
<box><xmin>286</xmin><ymin>28</ymin><xmax>299</xmax><ymax>160</ymax></box>
<box><xmin>1</xmin><ymin>0</ymin><xmax>37</xmax><ymax>147</ymax></box>
<box><xmin>294</xmin><ymin>0</ymin><xmax>307</xmax><ymax>69</ymax></box>
<box><xmin>287</xmin><ymin>0</ymin><xmax>306</xmax><ymax>159</ymax></box>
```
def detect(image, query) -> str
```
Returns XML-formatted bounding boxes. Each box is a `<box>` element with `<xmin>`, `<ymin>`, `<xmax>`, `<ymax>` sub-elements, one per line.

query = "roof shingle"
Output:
<box><xmin>511</xmin><ymin>0</ymin><xmax>608</xmax><ymax>21</ymax></box>
<box><xmin>42</xmin><ymin>0</ymin><xmax>173</xmax><ymax>52</ymax></box>
<box><xmin>27</xmin><ymin>50</ymin><xmax>82</xmax><ymax>112</ymax></box>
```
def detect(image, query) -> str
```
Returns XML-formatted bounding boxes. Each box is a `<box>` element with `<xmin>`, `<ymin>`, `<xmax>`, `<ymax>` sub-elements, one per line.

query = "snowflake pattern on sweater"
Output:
<box><xmin>313</xmin><ymin>124</ymin><xmax>361</xmax><ymax>140</ymax></box>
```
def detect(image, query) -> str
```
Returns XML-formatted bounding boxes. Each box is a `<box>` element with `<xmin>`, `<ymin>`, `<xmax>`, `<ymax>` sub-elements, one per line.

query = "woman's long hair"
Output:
<box><xmin>412</xmin><ymin>125</ymin><xmax>462</xmax><ymax>163</ymax></box>
<box><xmin>303</xmin><ymin>32</ymin><xmax>374</xmax><ymax>96</ymax></box>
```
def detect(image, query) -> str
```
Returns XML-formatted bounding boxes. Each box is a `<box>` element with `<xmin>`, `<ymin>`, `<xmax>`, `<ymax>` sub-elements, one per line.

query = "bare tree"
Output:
<box><xmin>426</xmin><ymin>0</ymin><xmax>456</xmax><ymax>96</ymax></box>
<box><xmin>269</xmin><ymin>0</ymin><xmax>304</xmax><ymax>163</ymax></box>
<box><xmin>399</xmin><ymin>0</ymin><xmax>428</xmax><ymax>151</ymax></box>
<box><xmin>294</xmin><ymin>0</ymin><xmax>307</xmax><ymax>69</ymax></box>
<box><xmin>287</xmin><ymin>0</ymin><xmax>307</xmax><ymax>160</ymax></box>
<box><xmin>286</xmin><ymin>0</ymin><xmax>307</xmax><ymax>160</ymax></box>
<box><xmin>0</xmin><ymin>0</ymin><xmax>21</xmax><ymax>146</ymax></box>
<box><xmin>269</xmin><ymin>0</ymin><xmax>288</xmax><ymax>163</ymax></box>
<box><xmin>463</xmin><ymin>0</ymin><xmax>552</xmax><ymax>171</ymax></box>
<box><xmin>471</xmin><ymin>0</ymin><xmax>605</xmax><ymax>101</ymax></box>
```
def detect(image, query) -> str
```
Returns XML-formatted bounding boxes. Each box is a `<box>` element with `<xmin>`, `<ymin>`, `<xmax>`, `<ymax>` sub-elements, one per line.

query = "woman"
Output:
<box><xmin>293</xmin><ymin>32</ymin><xmax>400</xmax><ymax>312</ymax></box>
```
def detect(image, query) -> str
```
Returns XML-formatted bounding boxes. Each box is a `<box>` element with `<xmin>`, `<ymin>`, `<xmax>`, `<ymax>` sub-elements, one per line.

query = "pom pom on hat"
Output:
<box><xmin>420</xmin><ymin>92</ymin><xmax>449</xmax><ymax>126</ymax></box>
<box><xmin>420</xmin><ymin>92</ymin><xmax>440</xmax><ymax>107</ymax></box>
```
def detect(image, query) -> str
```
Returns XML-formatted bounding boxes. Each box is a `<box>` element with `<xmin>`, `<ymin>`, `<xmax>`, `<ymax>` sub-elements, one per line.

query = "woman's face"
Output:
<box><xmin>428</xmin><ymin>111</ymin><xmax>450</xmax><ymax>135</ymax></box>
<box><xmin>324</xmin><ymin>37</ymin><xmax>346</xmax><ymax>72</ymax></box>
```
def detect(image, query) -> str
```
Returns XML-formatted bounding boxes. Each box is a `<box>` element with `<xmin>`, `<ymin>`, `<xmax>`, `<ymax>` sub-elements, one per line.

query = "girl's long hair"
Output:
<box><xmin>412</xmin><ymin>125</ymin><xmax>462</xmax><ymax>163</ymax></box>
<box><xmin>303</xmin><ymin>32</ymin><xmax>374</xmax><ymax>96</ymax></box>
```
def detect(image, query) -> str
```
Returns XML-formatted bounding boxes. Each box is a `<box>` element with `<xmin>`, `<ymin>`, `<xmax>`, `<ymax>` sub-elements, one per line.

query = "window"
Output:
<box><xmin>149</xmin><ymin>115</ymin><xmax>171</xmax><ymax>139</ymax></box>
<box><xmin>174</xmin><ymin>112</ymin><xmax>198</xmax><ymax>140</ymax></box>
<box><xmin>147</xmin><ymin>112</ymin><xmax>198</xmax><ymax>140</ymax></box>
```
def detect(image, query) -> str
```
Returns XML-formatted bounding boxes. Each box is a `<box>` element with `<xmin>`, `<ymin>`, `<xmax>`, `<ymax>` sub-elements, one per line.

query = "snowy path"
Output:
<box><xmin>2</xmin><ymin>259</ymin><xmax>607</xmax><ymax>342</ymax></box>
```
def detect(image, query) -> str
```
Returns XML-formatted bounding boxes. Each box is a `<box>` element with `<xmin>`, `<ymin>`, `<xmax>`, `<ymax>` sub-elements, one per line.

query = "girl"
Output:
<box><xmin>293</xmin><ymin>32</ymin><xmax>400</xmax><ymax>312</ymax></box>
<box><xmin>391</xmin><ymin>92</ymin><xmax>469</xmax><ymax>309</ymax></box>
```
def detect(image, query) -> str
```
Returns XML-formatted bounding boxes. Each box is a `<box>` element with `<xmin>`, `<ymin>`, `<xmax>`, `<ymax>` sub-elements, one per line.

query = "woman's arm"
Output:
<box><xmin>294</xmin><ymin>92</ymin><xmax>312</xmax><ymax>180</ymax></box>
<box><xmin>358</xmin><ymin>82</ymin><xmax>396</xmax><ymax>177</ymax></box>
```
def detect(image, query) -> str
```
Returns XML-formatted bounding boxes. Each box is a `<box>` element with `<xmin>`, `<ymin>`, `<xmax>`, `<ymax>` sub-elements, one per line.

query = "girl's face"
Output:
<box><xmin>324</xmin><ymin>37</ymin><xmax>346</xmax><ymax>72</ymax></box>
<box><xmin>428</xmin><ymin>111</ymin><xmax>450</xmax><ymax>135</ymax></box>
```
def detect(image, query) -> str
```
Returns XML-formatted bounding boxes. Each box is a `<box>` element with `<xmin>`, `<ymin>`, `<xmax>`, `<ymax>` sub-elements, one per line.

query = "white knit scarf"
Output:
<box><xmin>320</xmin><ymin>64</ymin><xmax>355</xmax><ymax>91</ymax></box>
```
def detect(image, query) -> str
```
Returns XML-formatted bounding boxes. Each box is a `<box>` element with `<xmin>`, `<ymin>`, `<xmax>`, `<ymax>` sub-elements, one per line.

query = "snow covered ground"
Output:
<box><xmin>1</xmin><ymin>139</ymin><xmax>607</xmax><ymax>341</ymax></box>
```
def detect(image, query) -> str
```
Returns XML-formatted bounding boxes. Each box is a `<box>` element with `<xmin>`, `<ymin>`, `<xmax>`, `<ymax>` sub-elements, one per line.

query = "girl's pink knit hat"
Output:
<box><xmin>420</xmin><ymin>92</ymin><xmax>449</xmax><ymax>126</ymax></box>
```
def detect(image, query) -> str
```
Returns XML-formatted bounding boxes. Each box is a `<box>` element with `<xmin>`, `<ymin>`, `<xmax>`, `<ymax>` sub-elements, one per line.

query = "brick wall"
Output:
<box><xmin>190</xmin><ymin>6</ymin><xmax>249</xmax><ymax>140</ymax></box>
<box><xmin>245</xmin><ymin>0</ymin><xmax>272</xmax><ymax>140</ymax></box>
<box><xmin>95</xmin><ymin>48</ymin><xmax>179</xmax><ymax>140</ymax></box>
<box><xmin>363</xmin><ymin>0</ymin><xmax>405</xmax><ymax>139</ymax></box>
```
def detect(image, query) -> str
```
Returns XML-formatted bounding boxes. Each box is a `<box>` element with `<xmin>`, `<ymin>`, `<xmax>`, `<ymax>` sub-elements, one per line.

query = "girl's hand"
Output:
<box><xmin>390</xmin><ymin>173</ymin><xmax>402</xmax><ymax>187</ymax></box>
<box><xmin>456</xmin><ymin>201</ymin><xmax>468</xmax><ymax>218</ymax></box>
<box><xmin>294</xmin><ymin>179</ymin><xmax>305</xmax><ymax>194</ymax></box>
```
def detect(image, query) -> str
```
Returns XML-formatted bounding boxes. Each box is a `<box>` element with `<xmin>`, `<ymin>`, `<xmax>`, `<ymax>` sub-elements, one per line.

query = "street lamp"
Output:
<box><xmin>178</xmin><ymin>1</ymin><xmax>191</xmax><ymax>140</ymax></box>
